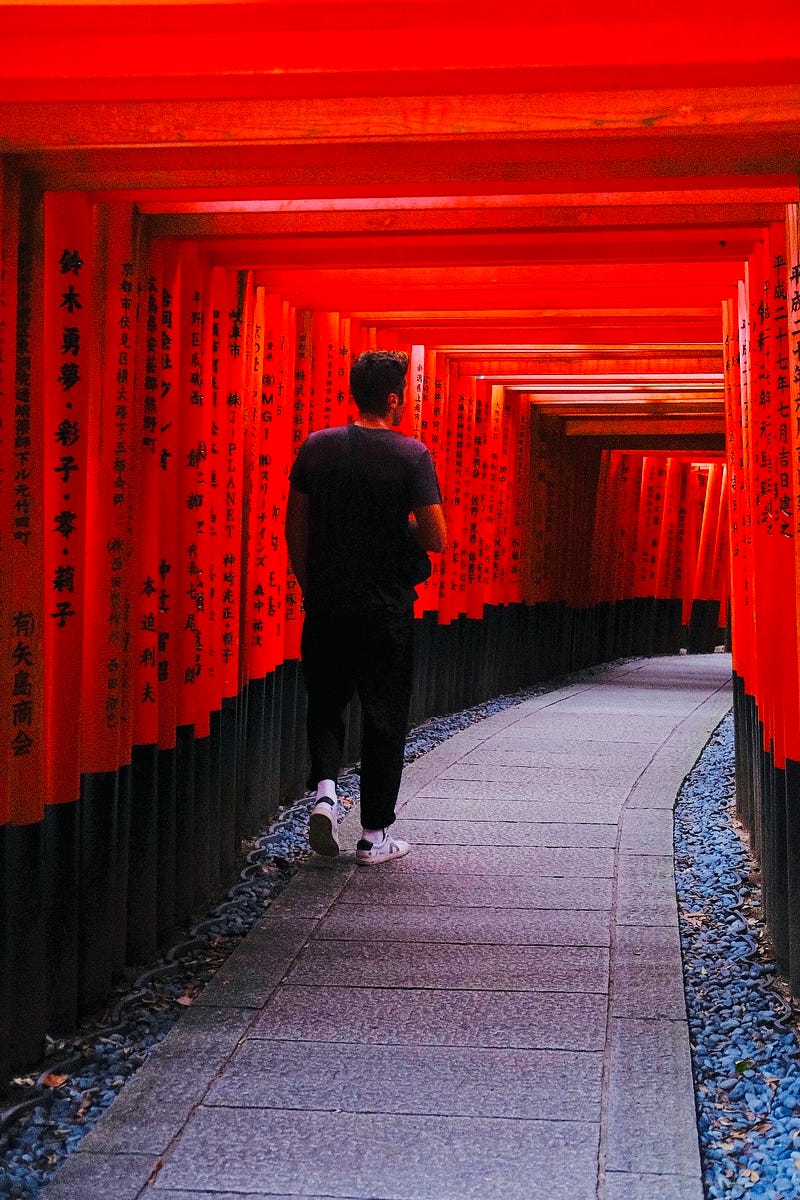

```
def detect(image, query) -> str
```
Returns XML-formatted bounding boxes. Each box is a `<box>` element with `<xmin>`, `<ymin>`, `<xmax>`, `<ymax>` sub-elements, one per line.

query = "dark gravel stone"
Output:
<box><xmin>675</xmin><ymin>711</ymin><xmax>800</xmax><ymax>1199</ymax></box>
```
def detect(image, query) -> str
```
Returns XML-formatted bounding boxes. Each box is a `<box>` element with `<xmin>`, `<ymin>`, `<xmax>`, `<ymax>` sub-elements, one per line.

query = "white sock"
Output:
<box><xmin>316</xmin><ymin>779</ymin><xmax>337</xmax><ymax>803</ymax></box>
<box><xmin>362</xmin><ymin>827</ymin><xmax>386</xmax><ymax>844</ymax></box>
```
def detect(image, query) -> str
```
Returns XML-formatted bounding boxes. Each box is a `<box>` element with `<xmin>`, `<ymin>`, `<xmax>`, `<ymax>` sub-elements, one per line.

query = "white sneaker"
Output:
<box><xmin>309</xmin><ymin>797</ymin><xmax>339</xmax><ymax>857</ymax></box>
<box><xmin>355</xmin><ymin>830</ymin><xmax>410</xmax><ymax>866</ymax></box>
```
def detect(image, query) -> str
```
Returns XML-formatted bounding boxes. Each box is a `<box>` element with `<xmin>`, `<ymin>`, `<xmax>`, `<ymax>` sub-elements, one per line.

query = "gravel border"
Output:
<box><xmin>675</xmin><ymin>711</ymin><xmax>800</xmax><ymax>1199</ymax></box>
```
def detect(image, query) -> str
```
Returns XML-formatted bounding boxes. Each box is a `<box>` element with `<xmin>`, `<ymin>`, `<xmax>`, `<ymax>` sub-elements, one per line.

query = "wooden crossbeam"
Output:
<box><xmin>344</xmin><ymin>319</ymin><xmax>727</xmax><ymax>343</ymax></box>
<box><xmin>18</xmin><ymin>134</ymin><xmax>800</xmax><ymax>192</ymax></box>
<box><xmin>2</xmin><ymin>86</ymin><xmax>800</xmax><ymax>151</ymax></box>
<box><xmin>141</xmin><ymin>175</ymin><xmax>798</xmax><ymax>212</ymax></box>
<box><xmin>159</xmin><ymin>233</ymin><xmax>759</xmax><ymax>270</ymax></box>
<box><xmin>532</xmin><ymin>401</ymin><xmax>724</xmax><ymax>416</ymax></box>
<box><xmin>568</xmin><ymin>435</ymin><xmax>726</xmax><ymax>451</ymax></box>
<box><xmin>451</xmin><ymin>352</ymin><xmax>724</xmax><ymax>374</ymax></box>
<box><xmin>561</xmin><ymin>416</ymin><xmax>724</xmax><ymax>436</ymax></box>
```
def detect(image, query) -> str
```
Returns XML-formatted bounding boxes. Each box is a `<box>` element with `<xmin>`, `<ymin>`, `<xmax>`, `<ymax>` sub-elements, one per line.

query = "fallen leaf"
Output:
<box><xmin>41</xmin><ymin>1073</ymin><xmax>69</xmax><ymax>1087</ymax></box>
<box><xmin>175</xmin><ymin>994</ymin><xmax>193</xmax><ymax>1006</ymax></box>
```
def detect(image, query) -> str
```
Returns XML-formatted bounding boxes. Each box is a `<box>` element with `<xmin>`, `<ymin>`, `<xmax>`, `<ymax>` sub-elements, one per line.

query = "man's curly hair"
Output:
<box><xmin>350</xmin><ymin>350</ymin><xmax>409</xmax><ymax>416</ymax></box>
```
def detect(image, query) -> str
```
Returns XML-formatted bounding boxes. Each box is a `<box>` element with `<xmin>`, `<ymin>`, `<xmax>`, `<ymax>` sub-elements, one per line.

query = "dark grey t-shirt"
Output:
<box><xmin>289</xmin><ymin>424</ymin><xmax>442</xmax><ymax>613</ymax></box>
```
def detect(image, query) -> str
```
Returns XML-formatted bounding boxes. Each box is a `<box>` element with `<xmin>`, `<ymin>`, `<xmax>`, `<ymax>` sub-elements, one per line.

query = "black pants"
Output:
<box><xmin>301</xmin><ymin>605</ymin><xmax>414</xmax><ymax>831</ymax></box>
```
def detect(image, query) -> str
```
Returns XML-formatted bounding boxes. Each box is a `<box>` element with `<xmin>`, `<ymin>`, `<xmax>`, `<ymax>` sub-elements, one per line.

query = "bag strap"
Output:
<box><xmin>347</xmin><ymin>423</ymin><xmax>374</xmax><ymax>504</ymax></box>
<box><xmin>347</xmin><ymin>422</ymin><xmax>365</xmax><ymax>482</ymax></box>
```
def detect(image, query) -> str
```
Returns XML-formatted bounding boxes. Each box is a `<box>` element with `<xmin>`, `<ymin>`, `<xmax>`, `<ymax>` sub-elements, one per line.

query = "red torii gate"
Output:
<box><xmin>1</xmin><ymin>0</ymin><xmax>800</xmax><ymax>1074</ymax></box>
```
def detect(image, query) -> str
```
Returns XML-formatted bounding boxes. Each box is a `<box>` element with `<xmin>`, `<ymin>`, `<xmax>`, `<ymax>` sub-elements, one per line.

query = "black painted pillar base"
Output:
<box><xmin>156</xmin><ymin>743</ymin><xmax>178</xmax><ymax>951</ymax></box>
<box><xmin>219</xmin><ymin>696</ymin><xmax>239</xmax><ymax>880</ymax></box>
<box><xmin>127</xmin><ymin>744</ymin><xmax>159</xmax><ymax>965</ymax></box>
<box><xmin>614</xmin><ymin>598</ymin><xmax>635</xmax><ymax>659</ymax></box>
<box><xmin>78</xmin><ymin>771</ymin><xmax>118</xmax><ymax>1015</ymax></box>
<box><xmin>686</xmin><ymin>598</ymin><xmax>722</xmax><ymax>653</ymax></box>
<box><xmin>43</xmin><ymin>801</ymin><xmax>79</xmax><ymax>1035</ymax></box>
<box><xmin>785</xmin><ymin>758</ymin><xmax>800</xmax><ymax>996</ymax></box>
<box><xmin>732</xmin><ymin>674</ymin><xmax>750</xmax><ymax>829</ymax></box>
<box><xmin>765</xmin><ymin>755</ymin><xmax>789</xmax><ymax>975</ymax></box>
<box><xmin>0</xmin><ymin>823</ymin><xmax>9</xmax><ymax>1091</ymax></box>
<box><xmin>207</xmin><ymin>707</ymin><xmax>223</xmax><ymax>886</ymax></box>
<box><xmin>652</xmin><ymin>598</ymin><xmax>683</xmax><ymax>655</ymax></box>
<box><xmin>5</xmin><ymin>822</ymin><xmax>48</xmax><ymax>1070</ymax></box>
<box><xmin>265</xmin><ymin>663</ymin><xmax>281</xmax><ymax>806</ymax></box>
<box><xmin>241</xmin><ymin>679</ymin><xmax>267</xmax><ymax>838</ymax></box>
<box><xmin>193</xmin><ymin>733</ymin><xmax>213</xmax><ymax>912</ymax></box>
<box><xmin>175</xmin><ymin>725</ymin><xmax>196</xmax><ymax>929</ymax></box>
<box><xmin>112</xmin><ymin>763</ymin><xmax>131</xmax><ymax>978</ymax></box>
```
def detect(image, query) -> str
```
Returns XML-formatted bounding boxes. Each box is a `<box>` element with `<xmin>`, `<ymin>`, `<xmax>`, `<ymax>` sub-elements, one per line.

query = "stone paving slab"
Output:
<box><xmin>604</xmin><ymin>655</ymin><xmax>727</xmax><ymax>679</ymax></box>
<box><xmin>268</xmin><ymin>861</ymin><xmax>355</xmax><ymax>918</ymax></box>
<box><xmin>438</xmin><ymin>762</ymin><xmax>639</xmax><ymax>792</ymax></box>
<box><xmin>615</xmin><ymin>851</ymin><xmax>676</xmax><ymax>882</ymax></box>
<box><xmin>412</xmin><ymin>776</ymin><xmax>630</xmax><ymax>803</ymax></box>
<box><xmin>604</xmin><ymin>1172</ymin><xmax>704</xmax><ymax>1200</ymax></box>
<box><xmin>314</xmin><ymin>901</ymin><xmax>611</xmax><ymax>946</ymax></box>
<box><xmin>249</xmin><ymin>984</ymin><xmax>608</xmax><ymax>1050</ymax></box>
<box><xmin>72</xmin><ymin>1005</ymin><xmax>254</xmax><ymax>1154</ymax></box>
<box><xmin>150</xmin><ymin>1194</ymin><xmax>320</xmax><ymax>1200</ymax></box>
<box><xmin>287</xmin><ymin>939</ymin><xmax>610</xmax><ymax>992</ymax></box>
<box><xmin>631</xmin><ymin>740</ymin><xmax>703</xmax><ymax>770</ymax></box>
<box><xmin>365</xmin><ymin>844</ymin><xmax>616</xmax><ymax>877</ymax></box>
<box><xmin>551</xmin><ymin>700</ymin><xmax>714</xmax><ymax>715</ymax></box>
<box><xmin>459</xmin><ymin>743</ymin><xmax>659</xmax><ymax>768</ymax></box>
<box><xmin>468</xmin><ymin>728</ymin><xmax>662</xmax><ymax>748</ymax></box>
<box><xmin>618</xmin><ymin>808</ymin><xmax>674</xmax><ymax>855</ymax></box>
<box><xmin>391</xmin><ymin>695</ymin><xmax>593</xmax><ymax>798</ymax></box>
<box><xmin>616</xmin><ymin>854</ymin><xmax>678</xmax><ymax>926</ymax></box>
<box><xmin>397</xmin><ymin>817</ymin><xmax>619</xmax><ymax>848</ymax></box>
<box><xmin>41</xmin><ymin>1151</ymin><xmax>161</xmax><ymax>1200</ymax></box>
<box><xmin>207</xmin><ymin>1039</ymin><xmax>604</xmax><ymax>1121</ymax></box>
<box><xmin>498</xmin><ymin>712</ymin><xmax>674</xmax><ymax>740</ymax></box>
<box><xmin>549</xmin><ymin>691</ymin><xmax>712</xmax><ymax>714</ymax></box>
<box><xmin>399</xmin><ymin>793</ymin><xmax>626</xmax><ymax>825</ymax></box>
<box><xmin>605</xmin><ymin>1017</ymin><xmax>702</xmax><ymax>1177</ymax></box>
<box><xmin>193</xmin><ymin>917</ymin><xmax>318</xmax><ymax>1009</ymax></box>
<box><xmin>151</xmin><ymin>1108</ymin><xmax>601</xmax><ymax>1200</ymax></box>
<box><xmin>341</xmin><ymin>870</ymin><xmax>614</xmax><ymax>910</ymax></box>
<box><xmin>624</xmin><ymin>764</ymin><xmax>695</xmax><ymax>810</ymax></box>
<box><xmin>611</xmin><ymin>925</ymin><xmax>688</xmax><ymax>1019</ymax></box>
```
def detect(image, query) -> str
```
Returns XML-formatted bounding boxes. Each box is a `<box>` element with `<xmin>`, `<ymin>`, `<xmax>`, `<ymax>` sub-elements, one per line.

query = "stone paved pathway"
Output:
<box><xmin>42</xmin><ymin>654</ymin><xmax>733</xmax><ymax>1200</ymax></box>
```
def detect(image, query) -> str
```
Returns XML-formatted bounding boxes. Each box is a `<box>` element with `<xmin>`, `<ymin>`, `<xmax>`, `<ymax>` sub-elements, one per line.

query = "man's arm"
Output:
<box><xmin>411</xmin><ymin>503</ymin><xmax>447</xmax><ymax>554</ymax></box>
<box><xmin>284</xmin><ymin>486</ymin><xmax>309</xmax><ymax>592</ymax></box>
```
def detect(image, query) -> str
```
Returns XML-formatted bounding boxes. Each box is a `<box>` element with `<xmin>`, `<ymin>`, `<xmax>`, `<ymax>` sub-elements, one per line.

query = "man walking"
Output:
<box><xmin>284</xmin><ymin>350</ymin><xmax>447</xmax><ymax>864</ymax></box>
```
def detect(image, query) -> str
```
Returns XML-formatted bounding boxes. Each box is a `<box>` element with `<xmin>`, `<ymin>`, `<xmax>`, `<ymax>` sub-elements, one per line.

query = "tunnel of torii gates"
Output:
<box><xmin>2</xmin><ymin>0</ymin><xmax>800</xmax><ymax>1077</ymax></box>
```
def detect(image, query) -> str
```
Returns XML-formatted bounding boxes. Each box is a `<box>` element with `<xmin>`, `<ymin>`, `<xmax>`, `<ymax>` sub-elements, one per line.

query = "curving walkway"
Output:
<box><xmin>42</xmin><ymin>654</ymin><xmax>734</xmax><ymax>1200</ymax></box>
